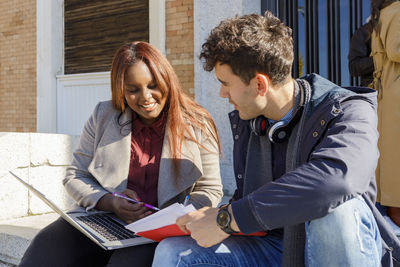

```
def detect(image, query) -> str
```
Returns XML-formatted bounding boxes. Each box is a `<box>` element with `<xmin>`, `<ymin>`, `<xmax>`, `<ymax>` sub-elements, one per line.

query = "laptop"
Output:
<box><xmin>9</xmin><ymin>171</ymin><xmax>154</xmax><ymax>250</ymax></box>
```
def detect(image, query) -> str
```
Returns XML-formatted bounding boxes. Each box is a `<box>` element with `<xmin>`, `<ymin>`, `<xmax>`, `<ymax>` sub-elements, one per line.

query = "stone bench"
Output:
<box><xmin>0</xmin><ymin>132</ymin><xmax>79</xmax><ymax>266</ymax></box>
<box><xmin>0</xmin><ymin>132</ymin><xmax>232</xmax><ymax>266</ymax></box>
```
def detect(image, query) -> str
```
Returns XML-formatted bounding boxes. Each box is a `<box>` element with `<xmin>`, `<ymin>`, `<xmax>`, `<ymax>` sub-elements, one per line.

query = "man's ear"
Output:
<box><xmin>255</xmin><ymin>73</ymin><xmax>270</xmax><ymax>96</ymax></box>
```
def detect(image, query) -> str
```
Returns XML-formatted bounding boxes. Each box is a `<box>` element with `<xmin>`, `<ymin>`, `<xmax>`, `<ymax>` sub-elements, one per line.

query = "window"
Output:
<box><xmin>64</xmin><ymin>0</ymin><xmax>149</xmax><ymax>74</ymax></box>
<box><xmin>262</xmin><ymin>0</ymin><xmax>371</xmax><ymax>86</ymax></box>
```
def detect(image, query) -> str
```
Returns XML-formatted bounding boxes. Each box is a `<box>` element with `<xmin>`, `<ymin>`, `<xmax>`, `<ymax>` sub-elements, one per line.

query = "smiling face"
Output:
<box><xmin>215</xmin><ymin>62</ymin><xmax>266</xmax><ymax>120</ymax></box>
<box><xmin>124</xmin><ymin>61</ymin><xmax>168</xmax><ymax>125</ymax></box>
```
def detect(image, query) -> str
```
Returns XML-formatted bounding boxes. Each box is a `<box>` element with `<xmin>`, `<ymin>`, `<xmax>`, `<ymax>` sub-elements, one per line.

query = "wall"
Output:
<box><xmin>0</xmin><ymin>1</ymin><xmax>36</xmax><ymax>132</ymax></box>
<box><xmin>36</xmin><ymin>0</ymin><xmax>63</xmax><ymax>133</ymax></box>
<box><xmin>194</xmin><ymin>0</ymin><xmax>261</xmax><ymax>195</ymax></box>
<box><xmin>165</xmin><ymin>0</ymin><xmax>194</xmax><ymax>97</ymax></box>
<box><xmin>0</xmin><ymin>0</ymin><xmax>262</xmax><ymax>201</ymax></box>
<box><xmin>56</xmin><ymin>72</ymin><xmax>111</xmax><ymax>135</ymax></box>
<box><xmin>0</xmin><ymin>133</ymin><xmax>79</xmax><ymax>221</ymax></box>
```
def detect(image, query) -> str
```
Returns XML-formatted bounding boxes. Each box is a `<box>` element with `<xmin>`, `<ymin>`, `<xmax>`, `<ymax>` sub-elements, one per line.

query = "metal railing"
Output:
<box><xmin>262</xmin><ymin>0</ymin><xmax>369</xmax><ymax>86</ymax></box>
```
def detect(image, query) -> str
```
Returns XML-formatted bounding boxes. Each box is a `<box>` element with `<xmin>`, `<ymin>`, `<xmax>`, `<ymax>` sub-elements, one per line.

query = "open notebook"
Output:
<box><xmin>9</xmin><ymin>171</ymin><xmax>154</xmax><ymax>250</ymax></box>
<box><xmin>126</xmin><ymin>202</ymin><xmax>267</xmax><ymax>242</ymax></box>
<box><xmin>126</xmin><ymin>202</ymin><xmax>195</xmax><ymax>242</ymax></box>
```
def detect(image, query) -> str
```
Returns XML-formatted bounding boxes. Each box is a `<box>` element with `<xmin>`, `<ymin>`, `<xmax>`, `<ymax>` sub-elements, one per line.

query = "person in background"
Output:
<box><xmin>19</xmin><ymin>41</ymin><xmax>222</xmax><ymax>267</ymax></box>
<box><xmin>152</xmin><ymin>11</ymin><xmax>400</xmax><ymax>267</ymax></box>
<box><xmin>348</xmin><ymin>18</ymin><xmax>374</xmax><ymax>87</ymax></box>
<box><xmin>370</xmin><ymin>0</ymin><xmax>400</xmax><ymax>229</ymax></box>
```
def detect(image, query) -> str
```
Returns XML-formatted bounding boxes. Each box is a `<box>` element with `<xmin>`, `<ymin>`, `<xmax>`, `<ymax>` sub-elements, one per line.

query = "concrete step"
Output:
<box><xmin>0</xmin><ymin>213</ymin><xmax>58</xmax><ymax>266</ymax></box>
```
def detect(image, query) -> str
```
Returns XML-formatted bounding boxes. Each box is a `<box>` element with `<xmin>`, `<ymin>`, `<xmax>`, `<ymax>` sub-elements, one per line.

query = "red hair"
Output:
<box><xmin>111</xmin><ymin>41</ymin><xmax>220</xmax><ymax>161</ymax></box>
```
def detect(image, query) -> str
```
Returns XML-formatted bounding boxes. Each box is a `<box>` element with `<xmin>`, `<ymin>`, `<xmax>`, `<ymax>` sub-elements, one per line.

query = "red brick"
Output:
<box><xmin>166</xmin><ymin>0</ymin><xmax>194</xmax><ymax>95</ymax></box>
<box><xmin>0</xmin><ymin>0</ymin><xmax>36</xmax><ymax>132</ymax></box>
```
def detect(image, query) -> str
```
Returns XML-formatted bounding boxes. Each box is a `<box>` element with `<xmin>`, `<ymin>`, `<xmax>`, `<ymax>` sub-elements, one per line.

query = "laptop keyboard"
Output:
<box><xmin>77</xmin><ymin>214</ymin><xmax>137</xmax><ymax>241</ymax></box>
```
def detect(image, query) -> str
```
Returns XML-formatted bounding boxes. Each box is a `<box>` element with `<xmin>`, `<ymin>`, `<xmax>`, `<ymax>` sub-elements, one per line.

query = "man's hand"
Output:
<box><xmin>176</xmin><ymin>207</ymin><xmax>230</xmax><ymax>248</ymax></box>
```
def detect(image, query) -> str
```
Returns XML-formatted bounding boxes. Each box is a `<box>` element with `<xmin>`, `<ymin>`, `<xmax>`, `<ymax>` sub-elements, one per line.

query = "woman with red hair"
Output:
<box><xmin>19</xmin><ymin>42</ymin><xmax>222</xmax><ymax>267</ymax></box>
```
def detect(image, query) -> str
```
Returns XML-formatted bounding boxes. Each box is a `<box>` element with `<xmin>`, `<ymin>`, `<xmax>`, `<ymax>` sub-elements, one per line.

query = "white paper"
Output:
<box><xmin>126</xmin><ymin>203</ymin><xmax>196</xmax><ymax>233</ymax></box>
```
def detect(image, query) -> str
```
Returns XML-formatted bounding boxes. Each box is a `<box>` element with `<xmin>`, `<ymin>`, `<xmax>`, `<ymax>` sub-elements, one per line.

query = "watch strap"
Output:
<box><xmin>217</xmin><ymin>204</ymin><xmax>239</xmax><ymax>234</ymax></box>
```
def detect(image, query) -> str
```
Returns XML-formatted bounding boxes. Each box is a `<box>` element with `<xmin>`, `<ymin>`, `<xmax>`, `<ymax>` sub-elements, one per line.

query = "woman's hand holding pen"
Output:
<box><xmin>112</xmin><ymin>189</ymin><xmax>153</xmax><ymax>224</ymax></box>
<box><xmin>96</xmin><ymin>189</ymin><xmax>152</xmax><ymax>224</ymax></box>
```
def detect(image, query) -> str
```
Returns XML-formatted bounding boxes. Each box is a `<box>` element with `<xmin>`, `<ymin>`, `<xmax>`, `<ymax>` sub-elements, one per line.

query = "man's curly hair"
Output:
<box><xmin>200</xmin><ymin>11</ymin><xmax>294</xmax><ymax>85</ymax></box>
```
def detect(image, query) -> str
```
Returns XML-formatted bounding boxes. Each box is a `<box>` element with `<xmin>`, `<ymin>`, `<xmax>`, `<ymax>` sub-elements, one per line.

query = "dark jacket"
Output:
<box><xmin>229</xmin><ymin>74</ymin><xmax>400</xmax><ymax>266</ymax></box>
<box><xmin>348</xmin><ymin>21</ymin><xmax>374</xmax><ymax>87</ymax></box>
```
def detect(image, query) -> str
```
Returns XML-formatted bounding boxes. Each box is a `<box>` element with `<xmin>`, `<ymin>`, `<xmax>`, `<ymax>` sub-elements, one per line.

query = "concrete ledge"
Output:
<box><xmin>0</xmin><ymin>213</ymin><xmax>59</xmax><ymax>266</ymax></box>
<box><xmin>0</xmin><ymin>132</ymin><xmax>79</xmax><ymax>221</ymax></box>
<box><xmin>0</xmin><ymin>132</ymin><xmax>78</xmax><ymax>266</ymax></box>
<box><xmin>0</xmin><ymin>132</ymin><xmax>233</xmax><ymax>266</ymax></box>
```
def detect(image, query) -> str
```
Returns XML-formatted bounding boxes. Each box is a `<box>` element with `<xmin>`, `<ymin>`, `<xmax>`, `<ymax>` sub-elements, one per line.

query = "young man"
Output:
<box><xmin>152</xmin><ymin>12</ymin><xmax>400</xmax><ymax>267</ymax></box>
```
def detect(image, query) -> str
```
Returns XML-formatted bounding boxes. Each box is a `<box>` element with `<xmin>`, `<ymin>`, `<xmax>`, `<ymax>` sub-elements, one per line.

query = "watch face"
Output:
<box><xmin>217</xmin><ymin>210</ymin><xmax>230</xmax><ymax>228</ymax></box>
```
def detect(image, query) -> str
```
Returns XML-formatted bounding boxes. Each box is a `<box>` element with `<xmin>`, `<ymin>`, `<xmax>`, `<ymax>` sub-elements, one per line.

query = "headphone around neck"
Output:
<box><xmin>249</xmin><ymin>80</ymin><xmax>306</xmax><ymax>143</ymax></box>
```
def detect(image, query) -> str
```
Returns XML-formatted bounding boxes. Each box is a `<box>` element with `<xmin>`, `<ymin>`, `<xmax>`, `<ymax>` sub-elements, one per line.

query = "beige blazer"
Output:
<box><xmin>64</xmin><ymin>101</ymin><xmax>222</xmax><ymax>212</ymax></box>
<box><xmin>371</xmin><ymin>2</ymin><xmax>400</xmax><ymax>207</ymax></box>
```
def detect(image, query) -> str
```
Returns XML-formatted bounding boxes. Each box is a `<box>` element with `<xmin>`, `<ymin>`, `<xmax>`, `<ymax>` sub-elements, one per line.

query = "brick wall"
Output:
<box><xmin>165</xmin><ymin>0</ymin><xmax>194</xmax><ymax>97</ymax></box>
<box><xmin>0</xmin><ymin>0</ymin><xmax>36</xmax><ymax>132</ymax></box>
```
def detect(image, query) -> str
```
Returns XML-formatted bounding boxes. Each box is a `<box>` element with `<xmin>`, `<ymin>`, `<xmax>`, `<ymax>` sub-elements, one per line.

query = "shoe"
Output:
<box><xmin>387</xmin><ymin>206</ymin><xmax>400</xmax><ymax>227</ymax></box>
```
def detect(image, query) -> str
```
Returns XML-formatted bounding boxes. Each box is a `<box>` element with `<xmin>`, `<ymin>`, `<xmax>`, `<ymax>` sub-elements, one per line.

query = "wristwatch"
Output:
<box><xmin>216</xmin><ymin>204</ymin><xmax>239</xmax><ymax>234</ymax></box>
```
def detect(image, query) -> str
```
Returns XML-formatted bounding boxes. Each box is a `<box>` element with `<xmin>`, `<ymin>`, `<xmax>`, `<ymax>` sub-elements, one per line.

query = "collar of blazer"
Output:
<box><xmin>89</xmin><ymin>105</ymin><xmax>203</xmax><ymax>208</ymax></box>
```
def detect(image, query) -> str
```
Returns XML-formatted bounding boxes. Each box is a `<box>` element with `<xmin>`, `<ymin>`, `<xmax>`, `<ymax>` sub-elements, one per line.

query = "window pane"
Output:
<box><xmin>298</xmin><ymin>0</ymin><xmax>306</xmax><ymax>77</ymax></box>
<box><xmin>64</xmin><ymin>0</ymin><xmax>149</xmax><ymax>74</ymax></box>
<box><xmin>318</xmin><ymin>0</ymin><xmax>328</xmax><ymax>78</ymax></box>
<box><xmin>340</xmin><ymin>1</ymin><xmax>350</xmax><ymax>86</ymax></box>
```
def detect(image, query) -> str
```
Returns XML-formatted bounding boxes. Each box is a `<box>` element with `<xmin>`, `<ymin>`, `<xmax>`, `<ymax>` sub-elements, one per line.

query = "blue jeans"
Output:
<box><xmin>305</xmin><ymin>196</ymin><xmax>381</xmax><ymax>266</ymax></box>
<box><xmin>152</xmin><ymin>197</ymin><xmax>382</xmax><ymax>267</ymax></box>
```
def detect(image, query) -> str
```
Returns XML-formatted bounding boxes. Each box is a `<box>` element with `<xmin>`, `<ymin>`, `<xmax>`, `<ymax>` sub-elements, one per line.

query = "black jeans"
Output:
<box><xmin>19</xmin><ymin>217</ymin><xmax>157</xmax><ymax>267</ymax></box>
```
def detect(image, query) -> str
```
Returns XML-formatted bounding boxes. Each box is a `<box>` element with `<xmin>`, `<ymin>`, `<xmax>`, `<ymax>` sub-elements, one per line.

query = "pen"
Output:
<box><xmin>183</xmin><ymin>195</ymin><xmax>190</xmax><ymax>206</ymax></box>
<box><xmin>112</xmin><ymin>192</ymin><xmax>160</xmax><ymax>211</ymax></box>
